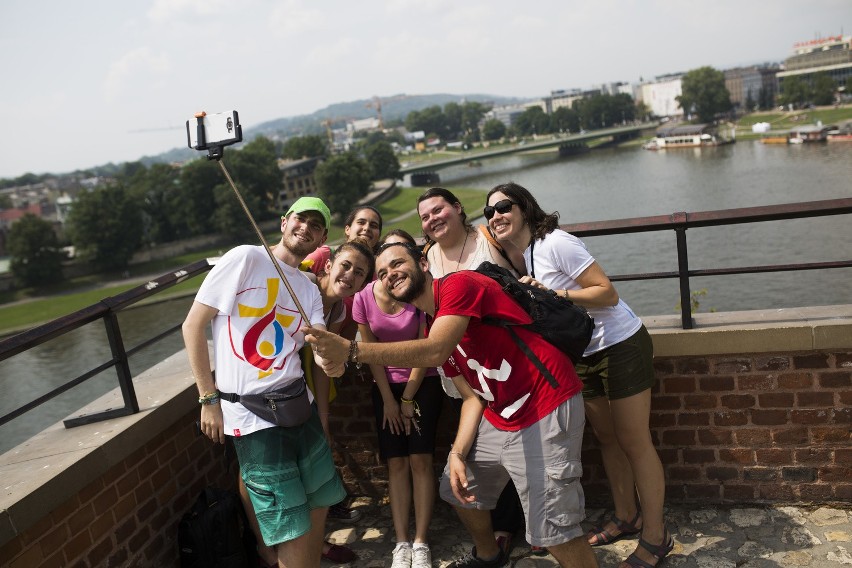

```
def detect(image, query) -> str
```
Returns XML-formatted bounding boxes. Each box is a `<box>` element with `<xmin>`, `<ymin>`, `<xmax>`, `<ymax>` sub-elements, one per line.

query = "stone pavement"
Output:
<box><xmin>323</xmin><ymin>498</ymin><xmax>852</xmax><ymax>568</ymax></box>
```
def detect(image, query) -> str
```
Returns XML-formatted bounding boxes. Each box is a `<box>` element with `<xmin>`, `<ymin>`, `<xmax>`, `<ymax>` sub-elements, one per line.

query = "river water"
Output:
<box><xmin>1</xmin><ymin>141</ymin><xmax>850</xmax><ymax>452</ymax></box>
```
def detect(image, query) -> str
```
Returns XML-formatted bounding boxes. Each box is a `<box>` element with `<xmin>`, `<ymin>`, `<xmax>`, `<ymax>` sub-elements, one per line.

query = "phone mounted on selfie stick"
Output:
<box><xmin>186</xmin><ymin>110</ymin><xmax>311</xmax><ymax>325</ymax></box>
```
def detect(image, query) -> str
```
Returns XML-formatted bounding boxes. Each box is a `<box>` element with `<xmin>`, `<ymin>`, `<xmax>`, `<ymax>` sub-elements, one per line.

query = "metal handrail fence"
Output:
<box><xmin>0</xmin><ymin>198</ymin><xmax>850</xmax><ymax>430</ymax></box>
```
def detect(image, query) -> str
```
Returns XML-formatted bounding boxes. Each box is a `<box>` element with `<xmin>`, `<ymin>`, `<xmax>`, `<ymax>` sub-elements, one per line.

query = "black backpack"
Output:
<box><xmin>474</xmin><ymin>261</ymin><xmax>594</xmax><ymax>388</ymax></box>
<box><xmin>178</xmin><ymin>486</ymin><xmax>256</xmax><ymax>568</ymax></box>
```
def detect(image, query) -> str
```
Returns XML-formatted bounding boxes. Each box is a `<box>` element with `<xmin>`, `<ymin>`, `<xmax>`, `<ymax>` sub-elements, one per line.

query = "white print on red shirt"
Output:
<box><xmin>458</xmin><ymin>345</ymin><xmax>531</xmax><ymax>419</ymax></box>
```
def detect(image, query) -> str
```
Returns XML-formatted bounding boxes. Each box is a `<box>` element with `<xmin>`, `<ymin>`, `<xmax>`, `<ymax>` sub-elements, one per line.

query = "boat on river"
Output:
<box><xmin>643</xmin><ymin>123</ymin><xmax>734</xmax><ymax>150</ymax></box>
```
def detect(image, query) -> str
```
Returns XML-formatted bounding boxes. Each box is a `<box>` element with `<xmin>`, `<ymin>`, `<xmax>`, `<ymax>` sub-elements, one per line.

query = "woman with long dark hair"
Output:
<box><xmin>485</xmin><ymin>182</ymin><xmax>671</xmax><ymax>568</ymax></box>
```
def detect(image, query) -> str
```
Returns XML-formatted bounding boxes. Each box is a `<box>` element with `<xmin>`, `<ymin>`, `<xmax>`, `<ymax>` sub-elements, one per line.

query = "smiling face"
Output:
<box><xmin>418</xmin><ymin>196</ymin><xmax>464</xmax><ymax>243</ymax></box>
<box><xmin>324</xmin><ymin>249</ymin><xmax>371</xmax><ymax>299</ymax></box>
<box><xmin>486</xmin><ymin>190</ymin><xmax>524</xmax><ymax>242</ymax></box>
<box><xmin>344</xmin><ymin>208</ymin><xmax>382</xmax><ymax>250</ymax></box>
<box><xmin>281</xmin><ymin>211</ymin><xmax>328</xmax><ymax>257</ymax></box>
<box><xmin>376</xmin><ymin>244</ymin><xmax>428</xmax><ymax>304</ymax></box>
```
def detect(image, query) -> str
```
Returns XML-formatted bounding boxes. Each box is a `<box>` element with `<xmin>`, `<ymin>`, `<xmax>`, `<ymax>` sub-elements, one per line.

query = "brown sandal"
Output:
<box><xmin>587</xmin><ymin>510</ymin><xmax>642</xmax><ymax>547</ymax></box>
<box><xmin>621</xmin><ymin>530</ymin><xmax>674</xmax><ymax>568</ymax></box>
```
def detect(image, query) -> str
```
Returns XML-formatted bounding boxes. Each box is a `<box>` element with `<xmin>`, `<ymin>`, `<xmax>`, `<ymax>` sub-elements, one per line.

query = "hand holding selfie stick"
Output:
<box><xmin>187</xmin><ymin>111</ymin><xmax>311</xmax><ymax>326</ymax></box>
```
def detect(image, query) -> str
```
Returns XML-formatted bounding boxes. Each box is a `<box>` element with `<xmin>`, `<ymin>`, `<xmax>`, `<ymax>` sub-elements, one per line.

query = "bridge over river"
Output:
<box><xmin>399</xmin><ymin>122</ymin><xmax>657</xmax><ymax>179</ymax></box>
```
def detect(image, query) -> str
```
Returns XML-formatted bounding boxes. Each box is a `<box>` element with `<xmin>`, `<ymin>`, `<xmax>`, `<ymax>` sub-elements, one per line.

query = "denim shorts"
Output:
<box><xmin>576</xmin><ymin>325</ymin><xmax>655</xmax><ymax>400</ymax></box>
<box><xmin>232</xmin><ymin>406</ymin><xmax>345</xmax><ymax>545</ymax></box>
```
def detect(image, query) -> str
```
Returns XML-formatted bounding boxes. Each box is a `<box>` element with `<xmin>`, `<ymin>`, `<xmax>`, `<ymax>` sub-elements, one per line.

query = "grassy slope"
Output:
<box><xmin>0</xmin><ymin>186</ymin><xmax>489</xmax><ymax>334</ymax></box>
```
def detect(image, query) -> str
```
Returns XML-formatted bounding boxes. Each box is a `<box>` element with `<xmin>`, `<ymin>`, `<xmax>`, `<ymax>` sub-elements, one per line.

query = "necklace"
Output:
<box><xmin>440</xmin><ymin>229</ymin><xmax>470</xmax><ymax>274</ymax></box>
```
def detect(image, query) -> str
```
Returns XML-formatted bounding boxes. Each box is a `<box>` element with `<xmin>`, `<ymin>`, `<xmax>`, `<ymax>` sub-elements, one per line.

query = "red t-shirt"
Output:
<box><xmin>431</xmin><ymin>271</ymin><xmax>582</xmax><ymax>431</ymax></box>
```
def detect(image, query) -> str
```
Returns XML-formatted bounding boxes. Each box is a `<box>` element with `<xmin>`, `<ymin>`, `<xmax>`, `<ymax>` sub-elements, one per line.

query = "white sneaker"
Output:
<box><xmin>412</xmin><ymin>544</ymin><xmax>432</xmax><ymax>568</ymax></box>
<box><xmin>391</xmin><ymin>542</ymin><xmax>413</xmax><ymax>568</ymax></box>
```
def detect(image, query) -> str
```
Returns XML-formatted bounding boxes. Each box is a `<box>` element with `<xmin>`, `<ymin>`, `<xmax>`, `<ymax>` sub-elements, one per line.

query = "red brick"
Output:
<box><xmin>721</xmin><ymin>394</ymin><xmax>755</xmax><ymax>409</ymax></box>
<box><xmin>706</xmin><ymin>466</ymin><xmax>739</xmax><ymax>481</ymax></box>
<box><xmin>716</xmin><ymin>358</ymin><xmax>752</xmax><ymax>373</ymax></box>
<box><xmin>818</xmin><ymin>466</ymin><xmax>852</xmax><ymax>482</ymax></box>
<box><xmin>684</xmin><ymin>395</ymin><xmax>717</xmax><ymax>410</ymax></box>
<box><xmin>744</xmin><ymin>467</ymin><xmax>777</xmax><ymax>481</ymax></box>
<box><xmin>653</xmin><ymin>359</ymin><xmax>675</xmax><ymax>374</ymax></box>
<box><xmin>135</xmin><ymin>454</ymin><xmax>159</xmax><ymax>480</ymax></box>
<box><xmin>667</xmin><ymin>466</ymin><xmax>701</xmax><ymax>480</ymax></box>
<box><xmin>723</xmin><ymin>485</ymin><xmax>756</xmax><ymax>501</ymax></box>
<box><xmin>115</xmin><ymin>517</ymin><xmax>137</xmax><ymax>544</ymax></box>
<box><xmin>675</xmin><ymin>358</ymin><xmax>710</xmax><ymax>374</ymax></box>
<box><xmin>835</xmin><ymin>353</ymin><xmax>852</xmax><ymax>367</ymax></box>
<box><xmin>49</xmin><ymin>495</ymin><xmax>81</xmax><ymax>526</ymax></box>
<box><xmin>819</xmin><ymin>371</ymin><xmax>852</xmax><ymax>388</ymax></box>
<box><xmin>773</xmin><ymin>427</ymin><xmax>810</xmax><ymax>445</ymax></box>
<box><xmin>677</xmin><ymin>412</ymin><xmax>710</xmax><ymax>426</ymax></box>
<box><xmin>112</xmin><ymin>494</ymin><xmax>137</xmax><ymax>523</ymax></box>
<box><xmin>836</xmin><ymin>408</ymin><xmax>851</xmax><ymax>423</ymax></box>
<box><xmin>698</xmin><ymin>376</ymin><xmax>735</xmax><ymax>391</ymax></box>
<box><xmin>40</xmin><ymin>550</ymin><xmax>65</xmax><ymax>568</ymax></box>
<box><xmin>651</xmin><ymin>396</ymin><xmax>682</xmax><ymax>411</ymax></box>
<box><xmin>685</xmin><ymin>484</ymin><xmax>721</xmax><ymax>499</ymax></box>
<box><xmin>758</xmin><ymin>392</ymin><xmax>795</xmax><ymax>408</ymax></box>
<box><xmin>87</xmin><ymin>537</ymin><xmax>114</xmax><ymax>567</ymax></box>
<box><xmin>657</xmin><ymin>449</ymin><xmax>679</xmax><ymax>465</ymax></box>
<box><xmin>107</xmin><ymin>547</ymin><xmax>129</xmax><ymax>568</ymax></box>
<box><xmin>782</xmin><ymin>466</ymin><xmax>816</xmax><ymax>482</ymax></box>
<box><xmin>836</xmin><ymin>449</ymin><xmax>852</xmax><ymax>464</ymax></box>
<box><xmin>129</xmin><ymin>525</ymin><xmax>151</xmax><ymax>554</ymax></box>
<box><xmin>777</xmin><ymin>373</ymin><xmax>813</xmax><ymax>389</ymax></box>
<box><xmin>797</xmin><ymin>392</ymin><xmax>835</xmax><ymax>407</ymax></box>
<box><xmin>0</xmin><ymin>536</ymin><xmax>23</xmax><ymax>562</ymax></box>
<box><xmin>758</xmin><ymin>484</ymin><xmax>794</xmax><ymax>500</ymax></box>
<box><xmin>755</xmin><ymin>356</ymin><xmax>791</xmax><ymax>371</ymax></box>
<box><xmin>663</xmin><ymin>377</ymin><xmax>695</xmax><ymax>393</ymax></box>
<box><xmin>738</xmin><ymin>376</ymin><xmax>775</xmax><ymax>390</ymax></box>
<box><xmin>841</xmin><ymin>391</ymin><xmax>852</xmax><ymax>405</ymax></box>
<box><xmin>37</xmin><ymin>525</ymin><xmax>70</xmax><ymax>559</ymax></box>
<box><xmin>795</xmin><ymin>448</ymin><xmax>832</xmax><ymax>464</ymax></box>
<box><xmin>62</xmin><ymin>530</ymin><xmax>93</xmax><ymax>563</ymax></box>
<box><xmin>835</xmin><ymin>484</ymin><xmax>852</xmax><ymax>500</ymax></box>
<box><xmin>88</xmin><ymin>512</ymin><xmax>116</xmax><ymax>543</ymax></box>
<box><xmin>812</xmin><ymin>427</ymin><xmax>850</xmax><ymax>444</ymax></box>
<box><xmin>683</xmin><ymin>449</ymin><xmax>716</xmax><ymax>463</ymax></box>
<box><xmin>661</xmin><ymin>430</ymin><xmax>696</xmax><ymax>446</ymax></box>
<box><xmin>92</xmin><ymin>486</ymin><xmax>119</xmax><ymax>516</ymax></box>
<box><xmin>714</xmin><ymin>411</ymin><xmax>748</xmax><ymax>426</ymax></box>
<box><xmin>798</xmin><ymin>483</ymin><xmax>834</xmax><ymax>500</ymax></box>
<box><xmin>698</xmin><ymin>429</ymin><xmax>734</xmax><ymax>445</ymax></box>
<box><xmin>735</xmin><ymin>429</ymin><xmax>772</xmax><ymax>446</ymax></box>
<box><xmin>650</xmin><ymin>413</ymin><xmax>676</xmax><ymax>427</ymax></box>
<box><xmin>794</xmin><ymin>354</ymin><xmax>829</xmax><ymax>369</ymax></box>
<box><xmin>719</xmin><ymin>449</ymin><xmax>755</xmax><ymax>464</ymax></box>
<box><xmin>115</xmin><ymin>470</ymin><xmax>140</xmax><ymax>495</ymax></box>
<box><xmin>755</xmin><ymin>448</ymin><xmax>793</xmax><ymax>465</ymax></box>
<box><xmin>791</xmin><ymin>409</ymin><xmax>831</xmax><ymax>425</ymax></box>
<box><xmin>67</xmin><ymin>503</ymin><xmax>96</xmax><ymax>538</ymax></box>
<box><xmin>751</xmin><ymin>409</ymin><xmax>788</xmax><ymax>425</ymax></box>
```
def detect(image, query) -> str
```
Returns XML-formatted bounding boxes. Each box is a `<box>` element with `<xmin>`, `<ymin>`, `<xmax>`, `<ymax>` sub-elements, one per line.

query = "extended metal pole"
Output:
<box><xmin>217</xmin><ymin>160</ymin><xmax>311</xmax><ymax>325</ymax></box>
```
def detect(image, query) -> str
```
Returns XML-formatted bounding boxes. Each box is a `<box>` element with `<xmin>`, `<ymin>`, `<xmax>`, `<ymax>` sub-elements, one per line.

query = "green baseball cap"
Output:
<box><xmin>285</xmin><ymin>196</ymin><xmax>331</xmax><ymax>230</ymax></box>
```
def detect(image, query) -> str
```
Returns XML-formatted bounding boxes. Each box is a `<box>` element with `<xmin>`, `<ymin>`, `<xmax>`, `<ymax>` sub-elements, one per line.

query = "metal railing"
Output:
<box><xmin>0</xmin><ymin>259</ymin><xmax>215</xmax><ymax>429</ymax></box>
<box><xmin>0</xmin><ymin>198</ymin><xmax>850</xmax><ymax>430</ymax></box>
<box><xmin>562</xmin><ymin>197</ymin><xmax>852</xmax><ymax>329</ymax></box>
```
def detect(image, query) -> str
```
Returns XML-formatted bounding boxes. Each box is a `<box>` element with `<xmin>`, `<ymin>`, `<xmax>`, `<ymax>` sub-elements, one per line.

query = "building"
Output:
<box><xmin>776</xmin><ymin>34</ymin><xmax>852</xmax><ymax>94</ymax></box>
<box><xmin>725</xmin><ymin>66</ymin><xmax>778</xmax><ymax>111</ymax></box>
<box><xmin>637</xmin><ymin>75</ymin><xmax>684</xmax><ymax>118</ymax></box>
<box><xmin>276</xmin><ymin>157</ymin><xmax>321</xmax><ymax>211</ymax></box>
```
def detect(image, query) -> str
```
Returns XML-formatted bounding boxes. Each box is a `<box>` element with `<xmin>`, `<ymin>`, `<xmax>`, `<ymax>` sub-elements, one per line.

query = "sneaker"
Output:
<box><xmin>328</xmin><ymin>502</ymin><xmax>363</xmax><ymax>523</ymax></box>
<box><xmin>391</xmin><ymin>542</ymin><xmax>412</xmax><ymax>568</ymax></box>
<box><xmin>411</xmin><ymin>544</ymin><xmax>432</xmax><ymax>568</ymax></box>
<box><xmin>448</xmin><ymin>546</ymin><xmax>510</xmax><ymax>568</ymax></box>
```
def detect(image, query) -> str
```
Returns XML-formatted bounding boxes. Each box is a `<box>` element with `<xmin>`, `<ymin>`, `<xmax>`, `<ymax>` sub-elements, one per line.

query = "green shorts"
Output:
<box><xmin>576</xmin><ymin>325</ymin><xmax>655</xmax><ymax>400</ymax></box>
<box><xmin>231</xmin><ymin>407</ymin><xmax>346</xmax><ymax>546</ymax></box>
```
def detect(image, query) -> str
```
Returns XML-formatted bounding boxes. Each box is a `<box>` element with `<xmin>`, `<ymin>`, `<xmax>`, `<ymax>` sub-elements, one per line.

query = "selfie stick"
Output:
<box><xmin>192</xmin><ymin>113</ymin><xmax>311</xmax><ymax>326</ymax></box>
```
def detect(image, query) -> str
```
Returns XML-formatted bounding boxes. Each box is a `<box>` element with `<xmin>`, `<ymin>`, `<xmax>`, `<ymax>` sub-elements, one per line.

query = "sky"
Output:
<box><xmin>0</xmin><ymin>0</ymin><xmax>847</xmax><ymax>179</ymax></box>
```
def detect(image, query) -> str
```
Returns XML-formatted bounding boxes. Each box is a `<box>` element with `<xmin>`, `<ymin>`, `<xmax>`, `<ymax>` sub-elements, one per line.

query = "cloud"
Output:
<box><xmin>304</xmin><ymin>37</ymin><xmax>360</xmax><ymax>66</ymax></box>
<box><xmin>147</xmin><ymin>0</ymin><xmax>230</xmax><ymax>23</ymax></box>
<box><xmin>103</xmin><ymin>47</ymin><xmax>171</xmax><ymax>103</ymax></box>
<box><xmin>268</xmin><ymin>1</ymin><xmax>324</xmax><ymax>34</ymax></box>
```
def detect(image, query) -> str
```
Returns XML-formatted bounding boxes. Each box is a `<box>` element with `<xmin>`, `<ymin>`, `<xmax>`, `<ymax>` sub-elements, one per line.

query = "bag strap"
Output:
<box><xmin>530</xmin><ymin>240</ymin><xmax>536</xmax><ymax>280</ymax></box>
<box><xmin>218</xmin><ymin>391</ymin><xmax>240</xmax><ymax>403</ymax></box>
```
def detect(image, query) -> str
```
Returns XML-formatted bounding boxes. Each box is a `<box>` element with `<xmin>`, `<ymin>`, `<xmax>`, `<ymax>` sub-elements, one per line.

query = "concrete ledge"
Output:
<box><xmin>644</xmin><ymin>305</ymin><xmax>852</xmax><ymax>357</ymax></box>
<box><xmin>0</xmin><ymin>349</ymin><xmax>199</xmax><ymax>546</ymax></box>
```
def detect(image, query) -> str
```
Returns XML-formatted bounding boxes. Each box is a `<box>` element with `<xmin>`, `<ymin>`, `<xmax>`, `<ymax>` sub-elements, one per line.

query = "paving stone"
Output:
<box><xmin>781</xmin><ymin>550</ymin><xmax>814</xmax><ymax>566</ymax></box>
<box><xmin>809</xmin><ymin>508</ymin><xmax>849</xmax><ymax>527</ymax></box>
<box><xmin>826</xmin><ymin>545</ymin><xmax>852</xmax><ymax>565</ymax></box>
<box><xmin>730</xmin><ymin>508</ymin><xmax>769</xmax><ymax>527</ymax></box>
<box><xmin>825</xmin><ymin>531</ymin><xmax>852</xmax><ymax>542</ymax></box>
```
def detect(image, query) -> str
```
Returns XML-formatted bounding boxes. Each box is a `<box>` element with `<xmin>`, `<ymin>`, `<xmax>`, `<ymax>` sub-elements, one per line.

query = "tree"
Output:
<box><xmin>551</xmin><ymin>107</ymin><xmax>579</xmax><ymax>133</ymax></box>
<box><xmin>363</xmin><ymin>140</ymin><xmax>401</xmax><ymax>180</ymax></box>
<box><xmin>7</xmin><ymin>213</ymin><xmax>65</xmax><ymax>287</ymax></box>
<box><xmin>314</xmin><ymin>152</ymin><xmax>372</xmax><ymax>216</ymax></box>
<box><xmin>513</xmin><ymin>106</ymin><xmax>550</xmax><ymax>136</ymax></box>
<box><xmin>444</xmin><ymin>102</ymin><xmax>463</xmax><ymax>139</ymax></box>
<box><xmin>676</xmin><ymin>66</ymin><xmax>733</xmax><ymax>123</ymax></box>
<box><xmin>481</xmin><ymin>119</ymin><xmax>507</xmax><ymax>141</ymax></box>
<box><xmin>67</xmin><ymin>183</ymin><xmax>143</xmax><ymax>271</ymax></box>
<box><xmin>126</xmin><ymin>163</ymin><xmax>181</xmax><ymax>246</ymax></box>
<box><xmin>811</xmin><ymin>73</ymin><xmax>837</xmax><ymax>106</ymax></box>
<box><xmin>405</xmin><ymin>105</ymin><xmax>446</xmax><ymax>139</ymax></box>
<box><xmin>778</xmin><ymin>76</ymin><xmax>811</xmax><ymax>108</ymax></box>
<box><xmin>281</xmin><ymin>135</ymin><xmax>327</xmax><ymax>160</ymax></box>
<box><xmin>175</xmin><ymin>158</ymin><xmax>224</xmax><ymax>237</ymax></box>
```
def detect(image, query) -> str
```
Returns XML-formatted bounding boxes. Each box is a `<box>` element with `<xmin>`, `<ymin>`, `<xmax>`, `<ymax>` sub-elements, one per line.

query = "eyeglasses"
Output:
<box><xmin>483</xmin><ymin>199</ymin><xmax>516</xmax><ymax>220</ymax></box>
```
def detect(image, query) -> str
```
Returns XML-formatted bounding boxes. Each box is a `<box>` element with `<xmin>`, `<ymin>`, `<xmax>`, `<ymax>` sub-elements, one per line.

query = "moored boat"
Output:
<box><xmin>643</xmin><ymin>123</ymin><xmax>734</xmax><ymax>150</ymax></box>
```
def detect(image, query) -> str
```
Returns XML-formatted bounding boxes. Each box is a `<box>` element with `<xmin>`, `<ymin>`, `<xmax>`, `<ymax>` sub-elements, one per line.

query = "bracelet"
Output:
<box><xmin>198</xmin><ymin>391</ymin><xmax>220</xmax><ymax>405</ymax></box>
<box><xmin>347</xmin><ymin>340</ymin><xmax>362</xmax><ymax>369</ymax></box>
<box><xmin>449</xmin><ymin>451</ymin><xmax>466</xmax><ymax>462</ymax></box>
<box><xmin>400</xmin><ymin>397</ymin><xmax>421</xmax><ymax>416</ymax></box>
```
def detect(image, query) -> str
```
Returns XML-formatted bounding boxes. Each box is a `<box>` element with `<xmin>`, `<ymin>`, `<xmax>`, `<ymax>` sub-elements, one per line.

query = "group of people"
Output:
<box><xmin>183</xmin><ymin>183</ymin><xmax>671</xmax><ymax>568</ymax></box>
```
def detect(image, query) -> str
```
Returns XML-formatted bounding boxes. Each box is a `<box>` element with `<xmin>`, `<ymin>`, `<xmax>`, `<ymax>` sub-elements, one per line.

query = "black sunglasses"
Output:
<box><xmin>483</xmin><ymin>199</ymin><xmax>516</xmax><ymax>220</ymax></box>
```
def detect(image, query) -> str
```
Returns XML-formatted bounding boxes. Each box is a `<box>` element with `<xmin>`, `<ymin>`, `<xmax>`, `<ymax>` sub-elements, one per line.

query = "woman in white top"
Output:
<box><xmin>485</xmin><ymin>182</ymin><xmax>671</xmax><ymax>568</ymax></box>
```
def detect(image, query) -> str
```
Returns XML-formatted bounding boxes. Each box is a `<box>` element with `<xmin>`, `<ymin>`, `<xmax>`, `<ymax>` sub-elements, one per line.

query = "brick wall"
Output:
<box><xmin>0</xmin><ymin>410</ymin><xmax>236</xmax><ymax>568</ymax></box>
<box><xmin>328</xmin><ymin>350</ymin><xmax>851</xmax><ymax>506</ymax></box>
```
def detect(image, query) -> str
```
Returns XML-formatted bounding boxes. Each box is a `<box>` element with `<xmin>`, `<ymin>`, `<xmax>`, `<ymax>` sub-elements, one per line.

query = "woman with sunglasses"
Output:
<box><xmin>485</xmin><ymin>182</ymin><xmax>671</xmax><ymax>568</ymax></box>
<box><xmin>416</xmin><ymin>187</ymin><xmax>530</xmax><ymax>559</ymax></box>
<box><xmin>352</xmin><ymin>230</ymin><xmax>443</xmax><ymax>568</ymax></box>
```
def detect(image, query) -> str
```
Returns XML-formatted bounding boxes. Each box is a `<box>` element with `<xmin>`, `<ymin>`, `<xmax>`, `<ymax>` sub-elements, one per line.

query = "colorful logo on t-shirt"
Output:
<box><xmin>233</xmin><ymin>278</ymin><xmax>300</xmax><ymax>379</ymax></box>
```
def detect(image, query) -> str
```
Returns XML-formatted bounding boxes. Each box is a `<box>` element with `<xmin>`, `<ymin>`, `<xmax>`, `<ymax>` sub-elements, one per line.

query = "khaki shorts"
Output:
<box><xmin>439</xmin><ymin>395</ymin><xmax>586</xmax><ymax>548</ymax></box>
<box><xmin>232</xmin><ymin>406</ymin><xmax>346</xmax><ymax>546</ymax></box>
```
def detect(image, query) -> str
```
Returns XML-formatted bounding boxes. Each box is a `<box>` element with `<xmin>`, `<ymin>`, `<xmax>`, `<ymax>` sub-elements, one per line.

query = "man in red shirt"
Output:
<box><xmin>305</xmin><ymin>243</ymin><xmax>597</xmax><ymax>568</ymax></box>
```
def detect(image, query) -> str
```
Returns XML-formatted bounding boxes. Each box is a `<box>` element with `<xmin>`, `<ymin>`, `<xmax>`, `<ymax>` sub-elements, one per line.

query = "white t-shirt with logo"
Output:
<box><xmin>195</xmin><ymin>245</ymin><xmax>325</xmax><ymax>436</ymax></box>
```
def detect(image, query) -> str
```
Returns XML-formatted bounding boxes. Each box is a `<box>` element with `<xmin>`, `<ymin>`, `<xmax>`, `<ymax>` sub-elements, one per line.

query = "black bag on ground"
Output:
<box><xmin>475</xmin><ymin>261</ymin><xmax>595</xmax><ymax>388</ymax></box>
<box><xmin>219</xmin><ymin>378</ymin><xmax>311</xmax><ymax>427</ymax></box>
<box><xmin>178</xmin><ymin>486</ymin><xmax>256</xmax><ymax>568</ymax></box>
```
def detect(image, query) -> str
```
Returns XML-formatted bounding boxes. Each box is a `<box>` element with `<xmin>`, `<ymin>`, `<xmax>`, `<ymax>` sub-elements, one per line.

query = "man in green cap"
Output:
<box><xmin>183</xmin><ymin>196</ymin><xmax>346</xmax><ymax>567</ymax></box>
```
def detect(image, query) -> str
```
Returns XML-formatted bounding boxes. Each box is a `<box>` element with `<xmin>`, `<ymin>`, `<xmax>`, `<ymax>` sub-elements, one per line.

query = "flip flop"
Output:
<box><xmin>621</xmin><ymin>530</ymin><xmax>674</xmax><ymax>568</ymax></box>
<box><xmin>587</xmin><ymin>510</ymin><xmax>642</xmax><ymax>547</ymax></box>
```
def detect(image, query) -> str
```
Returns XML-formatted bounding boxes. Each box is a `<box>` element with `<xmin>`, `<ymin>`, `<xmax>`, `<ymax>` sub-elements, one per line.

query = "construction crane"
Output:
<box><xmin>366</xmin><ymin>96</ymin><xmax>384</xmax><ymax>130</ymax></box>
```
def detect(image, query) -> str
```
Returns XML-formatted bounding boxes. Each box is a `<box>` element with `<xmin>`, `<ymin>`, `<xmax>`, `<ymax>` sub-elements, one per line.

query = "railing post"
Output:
<box><xmin>64</xmin><ymin>310</ymin><xmax>139</xmax><ymax>428</ymax></box>
<box><xmin>674</xmin><ymin>223</ymin><xmax>693</xmax><ymax>329</ymax></box>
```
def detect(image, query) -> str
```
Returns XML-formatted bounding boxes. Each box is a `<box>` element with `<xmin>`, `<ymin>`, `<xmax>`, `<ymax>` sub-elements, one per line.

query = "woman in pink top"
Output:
<box><xmin>352</xmin><ymin>229</ymin><xmax>442</xmax><ymax>568</ymax></box>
